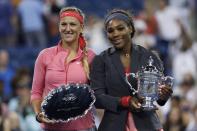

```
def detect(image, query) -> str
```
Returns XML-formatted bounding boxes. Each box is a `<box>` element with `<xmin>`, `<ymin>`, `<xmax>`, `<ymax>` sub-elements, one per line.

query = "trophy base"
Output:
<box><xmin>141</xmin><ymin>97</ymin><xmax>158</xmax><ymax>111</ymax></box>
<box><xmin>141</xmin><ymin>105</ymin><xmax>158</xmax><ymax>111</ymax></box>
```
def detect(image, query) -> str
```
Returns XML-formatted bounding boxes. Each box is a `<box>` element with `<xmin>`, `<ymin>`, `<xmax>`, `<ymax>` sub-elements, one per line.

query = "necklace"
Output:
<box><xmin>125</xmin><ymin>53</ymin><xmax>130</xmax><ymax>58</ymax></box>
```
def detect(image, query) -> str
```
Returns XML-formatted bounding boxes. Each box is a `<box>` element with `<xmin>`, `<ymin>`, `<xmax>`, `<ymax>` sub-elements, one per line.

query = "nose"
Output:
<box><xmin>112</xmin><ymin>29</ymin><xmax>119</xmax><ymax>38</ymax></box>
<box><xmin>65</xmin><ymin>25</ymin><xmax>71</xmax><ymax>31</ymax></box>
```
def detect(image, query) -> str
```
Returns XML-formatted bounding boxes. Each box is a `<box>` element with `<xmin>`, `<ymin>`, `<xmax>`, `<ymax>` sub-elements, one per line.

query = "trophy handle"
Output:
<box><xmin>125</xmin><ymin>73</ymin><xmax>138</xmax><ymax>95</ymax></box>
<box><xmin>126</xmin><ymin>73</ymin><xmax>136</xmax><ymax>78</ymax></box>
<box><xmin>161</xmin><ymin>76</ymin><xmax>174</xmax><ymax>87</ymax></box>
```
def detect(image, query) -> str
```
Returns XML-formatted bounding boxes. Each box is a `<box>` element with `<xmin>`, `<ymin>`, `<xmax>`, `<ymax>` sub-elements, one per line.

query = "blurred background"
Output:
<box><xmin>0</xmin><ymin>0</ymin><xmax>197</xmax><ymax>130</ymax></box>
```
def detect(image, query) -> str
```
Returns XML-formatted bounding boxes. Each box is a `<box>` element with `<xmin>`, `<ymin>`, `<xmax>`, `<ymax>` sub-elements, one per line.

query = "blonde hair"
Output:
<box><xmin>82</xmin><ymin>47</ymin><xmax>90</xmax><ymax>79</ymax></box>
<box><xmin>59</xmin><ymin>6</ymin><xmax>85</xmax><ymax>21</ymax></box>
<box><xmin>60</xmin><ymin>7</ymin><xmax>90</xmax><ymax>79</ymax></box>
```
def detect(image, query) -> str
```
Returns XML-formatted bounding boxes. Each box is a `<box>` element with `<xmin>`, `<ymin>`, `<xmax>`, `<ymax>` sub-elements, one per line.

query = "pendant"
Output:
<box><xmin>125</xmin><ymin>53</ymin><xmax>130</xmax><ymax>58</ymax></box>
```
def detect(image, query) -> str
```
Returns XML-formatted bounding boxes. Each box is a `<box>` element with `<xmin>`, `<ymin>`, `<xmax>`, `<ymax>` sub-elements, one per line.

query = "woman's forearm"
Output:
<box><xmin>31</xmin><ymin>99</ymin><xmax>42</xmax><ymax>114</ymax></box>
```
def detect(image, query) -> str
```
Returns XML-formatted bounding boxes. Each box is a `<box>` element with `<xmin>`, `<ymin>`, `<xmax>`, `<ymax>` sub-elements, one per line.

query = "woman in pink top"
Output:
<box><xmin>31</xmin><ymin>6</ymin><xmax>96</xmax><ymax>131</ymax></box>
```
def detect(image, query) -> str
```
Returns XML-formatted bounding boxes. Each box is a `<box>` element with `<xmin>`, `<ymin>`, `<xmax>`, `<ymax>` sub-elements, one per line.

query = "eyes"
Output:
<box><xmin>107</xmin><ymin>26</ymin><xmax>126</xmax><ymax>34</ymax></box>
<box><xmin>60</xmin><ymin>22</ymin><xmax>78</xmax><ymax>27</ymax></box>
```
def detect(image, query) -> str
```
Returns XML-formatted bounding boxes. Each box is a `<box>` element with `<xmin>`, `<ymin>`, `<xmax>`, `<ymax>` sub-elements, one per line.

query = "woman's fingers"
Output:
<box><xmin>158</xmin><ymin>85</ymin><xmax>173</xmax><ymax>100</ymax></box>
<box><xmin>38</xmin><ymin>112</ymin><xmax>55</xmax><ymax>124</ymax></box>
<box><xmin>129</xmin><ymin>97</ymin><xmax>142</xmax><ymax>112</ymax></box>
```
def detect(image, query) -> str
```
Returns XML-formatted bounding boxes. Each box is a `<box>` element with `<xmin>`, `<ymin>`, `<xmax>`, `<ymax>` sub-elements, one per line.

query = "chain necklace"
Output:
<box><xmin>125</xmin><ymin>53</ymin><xmax>130</xmax><ymax>58</ymax></box>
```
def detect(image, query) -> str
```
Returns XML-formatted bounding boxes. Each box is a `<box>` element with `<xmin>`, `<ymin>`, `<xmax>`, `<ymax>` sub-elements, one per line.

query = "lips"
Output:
<box><xmin>62</xmin><ymin>33</ymin><xmax>74</xmax><ymax>41</ymax></box>
<box><xmin>64</xmin><ymin>33</ymin><xmax>73</xmax><ymax>38</ymax></box>
<box><xmin>64</xmin><ymin>32</ymin><xmax>73</xmax><ymax>35</ymax></box>
<box><xmin>112</xmin><ymin>39</ymin><xmax>122</xmax><ymax>44</ymax></box>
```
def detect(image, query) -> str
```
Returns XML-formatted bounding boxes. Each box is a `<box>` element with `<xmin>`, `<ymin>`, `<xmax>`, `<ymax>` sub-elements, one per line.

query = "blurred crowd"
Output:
<box><xmin>0</xmin><ymin>0</ymin><xmax>197</xmax><ymax>131</ymax></box>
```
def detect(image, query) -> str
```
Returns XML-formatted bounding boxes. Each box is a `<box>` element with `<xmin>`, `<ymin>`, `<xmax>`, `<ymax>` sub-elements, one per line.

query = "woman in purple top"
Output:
<box><xmin>31</xmin><ymin>6</ymin><xmax>96</xmax><ymax>131</ymax></box>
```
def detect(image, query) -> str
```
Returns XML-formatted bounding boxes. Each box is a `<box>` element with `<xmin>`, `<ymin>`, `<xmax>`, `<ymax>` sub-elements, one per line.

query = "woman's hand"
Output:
<box><xmin>36</xmin><ymin>112</ymin><xmax>55</xmax><ymax>124</ymax></box>
<box><xmin>129</xmin><ymin>96</ymin><xmax>142</xmax><ymax>112</ymax></box>
<box><xmin>158</xmin><ymin>84</ymin><xmax>173</xmax><ymax>101</ymax></box>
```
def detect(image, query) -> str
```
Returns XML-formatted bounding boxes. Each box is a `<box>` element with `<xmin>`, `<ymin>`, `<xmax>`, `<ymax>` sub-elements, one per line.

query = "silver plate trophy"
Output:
<box><xmin>41</xmin><ymin>83</ymin><xmax>95</xmax><ymax>123</ymax></box>
<box><xmin>125</xmin><ymin>56</ymin><xmax>173</xmax><ymax>111</ymax></box>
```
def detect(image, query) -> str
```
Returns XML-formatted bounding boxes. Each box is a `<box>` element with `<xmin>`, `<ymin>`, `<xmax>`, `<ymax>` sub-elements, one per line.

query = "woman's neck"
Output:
<box><xmin>62</xmin><ymin>40</ymin><xmax>78</xmax><ymax>52</ymax></box>
<box><xmin>120</xmin><ymin>43</ymin><xmax>132</xmax><ymax>57</ymax></box>
<box><xmin>62</xmin><ymin>40</ymin><xmax>79</xmax><ymax>63</ymax></box>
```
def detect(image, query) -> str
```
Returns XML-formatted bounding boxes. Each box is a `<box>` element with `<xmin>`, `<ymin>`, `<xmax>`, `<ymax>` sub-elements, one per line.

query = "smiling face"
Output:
<box><xmin>59</xmin><ymin>16</ymin><xmax>83</xmax><ymax>45</ymax></box>
<box><xmin>106</xmin><ymin>19</ymin><xmax>133</xmax><ymax>49</ymax></box>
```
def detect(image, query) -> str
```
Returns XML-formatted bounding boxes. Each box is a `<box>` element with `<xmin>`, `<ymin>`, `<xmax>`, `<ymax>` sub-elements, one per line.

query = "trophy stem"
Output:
<box><xmin>142</xmin><ymin>97</ymin><xmax>157</xmax><ymax>111</ymax></box>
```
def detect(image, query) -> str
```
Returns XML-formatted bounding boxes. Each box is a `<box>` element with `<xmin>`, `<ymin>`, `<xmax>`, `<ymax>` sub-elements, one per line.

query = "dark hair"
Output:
<box><xmin>104</xmin><ymin>9</ymin><xmax>135</xmax><ymax>38</ymax></box>
<box><xmin>161</xmin><ymin>0</ymin><xmax>169</xmax><ymax>5</ymax></box>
